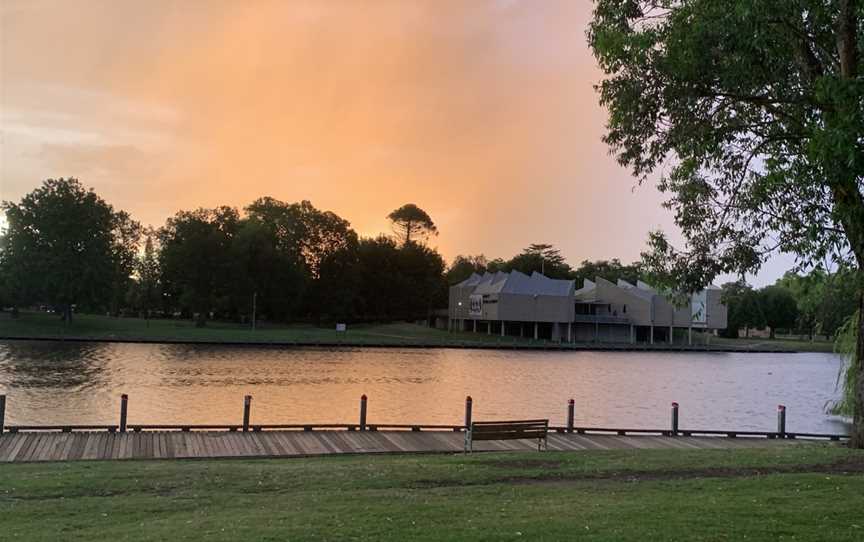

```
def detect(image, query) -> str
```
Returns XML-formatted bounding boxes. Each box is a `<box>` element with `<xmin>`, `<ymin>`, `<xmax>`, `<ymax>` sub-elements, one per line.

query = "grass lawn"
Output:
<box><xmin>0</xmin><ymin>310</ymin><xmax>835</xmax><ymax>352</ymax></box>
<box><xmin>0</xmin><ymin>311</ymin><xmax>527</xmax><ymax>347</ymax></box>
<box><xmin>710</xmin><ymin>335</ymin><xmax>836</xmax><ymax>353</ymax></box>
<box><xmin>0</xmin><ymin>445</ymin><xmax>862</xmax><ymax>540</ymax></box>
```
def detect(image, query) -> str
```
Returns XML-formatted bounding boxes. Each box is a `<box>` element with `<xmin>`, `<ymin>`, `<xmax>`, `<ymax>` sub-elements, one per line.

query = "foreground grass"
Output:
<box><xmin>0</xmin><ymin>311</ymin><xmax>824</xmax><ymax>351</ymax></box>
<box><xmin>1</xmin><ymin>446</ymin><xmax>862</xmax><ymax>540</ymax></box>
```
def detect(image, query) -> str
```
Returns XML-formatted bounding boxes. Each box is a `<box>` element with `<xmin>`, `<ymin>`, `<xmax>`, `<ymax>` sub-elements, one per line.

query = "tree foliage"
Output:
<box><xmin>158</xmin><ymin>207</ymin><xmax>240</xmax><ymax>323</ymax></box>
<box><xmin>720</xmin><ymin>282</ymin><xmax>765</xmax><ymax>338</ymax></box>
<box><xmin>590</xmin><ymin>0</ymin><xmax>864</xmax><ymax>445</ymax></box>
<box><xmin>387</xmin><ymin>204</ymin><xmax>438</xmax><ymax>246</ymax></box>
<box><xmin>759</xmin><ymin>285</ymin><xmax>800</xmax><ymax>338</ymax></box>
<box><xmin>446</xmin><ymin>255</ymin><xmax>488</xmax><ymax>285</ymax></box>
<box><xmin>571</xmin><ymin>258</ymin><xmax>642</xmax><ymax>286</ymax></box>
<box><xmin>0</xmin><ymin>178</ymin><xmax>141</xmax><ymax>320</ymax></box>
<box><xmin>590</xmin><ymin>1</ymin><xmax>864</xmax><ymax>289</ymax></box>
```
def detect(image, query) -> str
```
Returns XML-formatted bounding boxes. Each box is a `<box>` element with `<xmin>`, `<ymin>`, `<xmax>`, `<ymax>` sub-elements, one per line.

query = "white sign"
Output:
<box><xmin>691</xmin><ymin>290</ymin><xmax>707</xmax><ymax>325</ymax></box>
<box><xmin>336</xmin><ymin>323</ymin><xmax>347</xmax><ymax>332</ymax></box>
<box><xmin>469</xmin><ymin>294</ymin><xmax>483</xmax><ymax>316</ymax></box>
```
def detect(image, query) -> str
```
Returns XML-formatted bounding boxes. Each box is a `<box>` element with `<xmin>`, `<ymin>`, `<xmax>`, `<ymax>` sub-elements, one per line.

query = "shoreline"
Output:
<box><xmin>0</xmin><ymin>334</ymin><xmax>798</xmax><ymax>353</ymax></box>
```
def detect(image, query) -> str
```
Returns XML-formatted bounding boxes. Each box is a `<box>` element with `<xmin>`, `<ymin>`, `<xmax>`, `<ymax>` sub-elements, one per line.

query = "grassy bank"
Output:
<box><xmin>710</xmin><ymin>335</ymin><xmax>836</xmax><ymax>353</ymax></box>
<box><xmin>0</xmin><ymin>311</ymin><xmax>520</xmax><ymax>347</ymax></box>
<box><xmin>0</xmin><ymin>446</ymin><xmax>862</xmax><ymax>540</ymax></box>
<box><xmin>0</xmin><ymin>310</ymin><xmax>833</xmax><ymax>352</ymax></box>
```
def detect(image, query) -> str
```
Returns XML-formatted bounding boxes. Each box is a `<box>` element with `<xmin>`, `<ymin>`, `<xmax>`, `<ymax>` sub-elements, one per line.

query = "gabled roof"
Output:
<box><xmin>456</xmin><ymin>270</ymin><xmax>575</xmax><ymax>297</ymax></box>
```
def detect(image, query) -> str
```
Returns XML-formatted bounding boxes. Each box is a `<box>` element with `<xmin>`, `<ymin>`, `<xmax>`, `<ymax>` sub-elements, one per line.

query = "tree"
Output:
<box><xmin>511</xmin><ymin>244</ymin><xmax>571</xmax><ymax>278</ymax></box>
<box><xmin>758</xmin><ymin>285</ymin><xmax>799</xmax><ymax>339</ymax></box>
<box><xmin>572</xmin><ymin>259</ymin><xmax>642</xmax><ymax>286</ymax></box>
<box><xmin>720</xmin><ymin>281</ymin><xmax>765</xmax><ymax>338</ymax></box>
<box><xmin>158</xmin><ymin>207</ymin><xmax>239</xmax><ymax>325</ymax></box>
<box><xmin>590</xmin><ymin>1</ymin><xmax>864</xmax><ymax>445</ymax></box>
<box><xmin>246</xmin><ymin>198</ymin><xmax>355</xmax><ymax>278</ymax></box>
<box><xmin>354</xmin><ymin>236</ymin><xmax>404</xmax><ymax>319</ymax></box>
<box><xmin>817</xmin><ymin>267</ymin><xmax>861</xmax><ymax>336</ymax></box>
<box><xmin>397</xmin><ymin>241</ymin><xmax>448</xmax><ymax>319</ymax></box>
<box><xmin>493</xmin><ymin>244</ymin><xmax>572</xmax><ymax>279</ymax></box>
<box><xmin>777</xmin><ymin>270</ymin><xmax>825</xmax><ymax>339</ymax></box>
<box><xmin>229</xmin><ymin>217</ymin><xmax>306</xmax><ymax>322</ymax></box>
<box><xmin>348</xmin><ymin>235</ymin><xmax>447</xmax><ymax>321</ymax></box>
<box><xmin>314</xmin><ymin>237</ymin><xmax>362</xmax><ymax>322</ymax></box>
<box><xmin>0</xmin><ymin>178</ymin><xmax>140</xmax><ymax>322</ymax></box>
<box><xmin>108</xmin><ymin>210</ymin><xmax>143</xmax><ymax>315</ymax></box>
<box><xmin>446</xmin><ymin>255</ymin><xmax>488</xmax><ymax>284</ymax></box>
<box><xmin>387</xmin><ymin>204</ymin><xmax>437</xmax><ymax>246</ymax></box>
<box><xmin>135</xmin><ymin>229</ymin><xmax>162</xmax><ymax>319</ymax></box>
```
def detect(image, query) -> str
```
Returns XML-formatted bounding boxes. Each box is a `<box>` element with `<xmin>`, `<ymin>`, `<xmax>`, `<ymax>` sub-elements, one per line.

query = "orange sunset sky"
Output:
<box><xmin>1</xmin><ymin>0</ymin><xmax>791</xmax><ymax>285</ymax></box>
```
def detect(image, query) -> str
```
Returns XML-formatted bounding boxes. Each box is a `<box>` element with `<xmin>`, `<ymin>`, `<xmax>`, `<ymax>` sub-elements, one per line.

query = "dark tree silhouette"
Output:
<box><xmin>387</xmin><ymin>204</ymin><xmax>437</xmax><ymax>246</ymax></box>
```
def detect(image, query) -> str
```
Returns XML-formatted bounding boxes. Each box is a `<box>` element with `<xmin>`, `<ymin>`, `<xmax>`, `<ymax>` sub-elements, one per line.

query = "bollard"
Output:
<box><xmin>670</xmin><ymin>402</ymin><xmax>679</xmax><ymax>436</ymax></box>
<box><xmin>567</xmin><ymin>399</ymin><xmax>575</xmax><ymax>433</ymax></box>
<box><xmin>777</xmin><ymin>405</ymin><xmax>786</xmax><ymax>439</ymax></box>
<box><xmin>464</xmin><ymin>396</ymin><xmax>473</xmax><ymax>430</ymax></box>
<box><xmin>359</xmin><ymin>394</ymin><xmax>368</xmax><ymax>431</ymax></box>
<box><xmin>0</xmin><ymin>394</ymin><xmax>5</xmax><ymax>436</ymax></box>
<box><xmin>119</xmin><ymin>394</ymin><xmax>128</xmax><ymax>433</ymax></box>
<box><xmin>243</xmin><ymin>395</ymin><xmax>252</xmax><ymax>432</ymax></box>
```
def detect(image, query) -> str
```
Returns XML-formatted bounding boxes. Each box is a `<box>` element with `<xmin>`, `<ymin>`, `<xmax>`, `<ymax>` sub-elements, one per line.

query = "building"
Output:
<box><xmin>448</xmin><ymin>270</ymin><xmax>727</xmax><ymax>344</ymax></box>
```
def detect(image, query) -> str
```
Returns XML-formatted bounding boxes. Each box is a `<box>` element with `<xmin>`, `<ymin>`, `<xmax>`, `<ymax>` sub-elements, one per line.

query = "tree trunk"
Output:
<box><xmin>851</xmin><ymin>289</ymin><xmax>864</xmax><ymax>448</ymax></box>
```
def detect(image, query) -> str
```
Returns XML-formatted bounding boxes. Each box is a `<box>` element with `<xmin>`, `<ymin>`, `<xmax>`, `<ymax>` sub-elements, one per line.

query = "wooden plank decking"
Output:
<box><xmin>0</xmin><ymin>431</ymin><xmax>801</xmax><ymax>463</ymax></box>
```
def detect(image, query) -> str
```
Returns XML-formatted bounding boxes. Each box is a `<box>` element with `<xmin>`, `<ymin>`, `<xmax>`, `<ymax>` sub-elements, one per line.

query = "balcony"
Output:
<box><xmin>571</xmin><ymin>314</ymin><xmax>631</xmax><ymax>325</ymax></box>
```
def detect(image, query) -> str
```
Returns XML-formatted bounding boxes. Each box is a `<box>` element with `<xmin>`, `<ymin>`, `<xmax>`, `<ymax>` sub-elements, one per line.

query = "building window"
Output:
<box><xmin>623</xmin><ymin>305</ymin><xmax>627</xmax><ymax>314</ymax></box>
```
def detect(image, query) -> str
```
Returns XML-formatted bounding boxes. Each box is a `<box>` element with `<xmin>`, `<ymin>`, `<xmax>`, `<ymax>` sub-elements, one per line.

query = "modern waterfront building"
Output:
<box><xmin>448</xmin><ymin>270</ymin><xmax>727</xmax><ymax>344</ymax></box>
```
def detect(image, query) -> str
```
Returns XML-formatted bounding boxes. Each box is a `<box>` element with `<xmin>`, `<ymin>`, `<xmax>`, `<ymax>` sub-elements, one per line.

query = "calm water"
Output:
<box><xmin>0</xmin><ymin>341</ymin><xmax>850</xmax><ymax>434</ymax></box>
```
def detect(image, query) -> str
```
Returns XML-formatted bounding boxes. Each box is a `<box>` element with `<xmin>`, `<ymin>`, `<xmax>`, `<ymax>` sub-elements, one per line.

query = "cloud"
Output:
<box><xmin>2</xmin><ymin>0</ymin><xmax>683</xmax><ymax>272</ymax></box>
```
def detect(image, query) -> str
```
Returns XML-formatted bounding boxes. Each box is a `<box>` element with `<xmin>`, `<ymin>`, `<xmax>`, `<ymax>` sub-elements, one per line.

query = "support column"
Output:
<box><xmin>520</xmin><ymin>324</ymin><xmax>524</xmax><ymax>338</ymax></box>
<box><xmin>501</xmin><ymin>321</ymin><xmax>505</xmax><ymax>337</ymax></box>
<box><xmin>650</xmin><ymin>325</ymin><xmax>654</xmax><ymax>345</ymax></box>
<box><xmin>487</xmin><ymin>321</ymin><xmax>491</xmax><ymax>335</ymax></box>
<box><xmin>567</xmin><ymin>323</ymin><xmax>572</xmax><ymax>343</ymax></box>
<box><xmin>630</xmin><ymin>325</ymin><xmax>635</xmax><ymax>344</ymax></box>
<box><xmin>669</xmin><ymin>326</ymin><xmax>674</xmax><ymax>345</ymax></box>
<box><xmin>688</xmin><ymin>327</ymin><xmax>692</xmax><ymax>346</ymax></box>
<box><xmin>594</xmin><ymin>321</ymin><xmax>599</xmax><ymax>343</ymax></box>
<box><xmin>473</xmin><ymin>319</ymin><xmax>477</xmax><ymax>333</ymax></box>
<box><xmin>534</xmin><ymin>322</ymin><xmax>538</xmax><ymax>340</ymax></box>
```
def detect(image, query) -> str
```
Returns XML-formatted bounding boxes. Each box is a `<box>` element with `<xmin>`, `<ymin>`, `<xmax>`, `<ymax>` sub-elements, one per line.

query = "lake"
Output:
<box><xmin>0</xmin><ymin>340</ymin><xmax>850</xmax><ymax>434</ymax></box>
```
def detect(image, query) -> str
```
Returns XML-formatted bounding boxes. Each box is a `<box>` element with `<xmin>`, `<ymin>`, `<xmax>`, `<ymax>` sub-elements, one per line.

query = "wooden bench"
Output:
<box><xmin>464</xmin><ymin>419</ymin><xmax>549</xmax><ymax>452</ymax></box>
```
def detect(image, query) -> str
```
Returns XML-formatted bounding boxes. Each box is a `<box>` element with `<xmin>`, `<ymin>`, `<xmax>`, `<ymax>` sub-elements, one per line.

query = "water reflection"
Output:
<box><xmin>0</xmin><ymin>341</ymin><xmax>849</xmax><ymax>434</ymax></box>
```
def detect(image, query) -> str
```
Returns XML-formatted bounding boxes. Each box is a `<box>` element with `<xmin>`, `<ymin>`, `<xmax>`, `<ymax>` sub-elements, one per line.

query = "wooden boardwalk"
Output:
<box><xmin>0</xmin><ymin>430</ymin><xmax>800</xmax><ymax>463</ymax></box>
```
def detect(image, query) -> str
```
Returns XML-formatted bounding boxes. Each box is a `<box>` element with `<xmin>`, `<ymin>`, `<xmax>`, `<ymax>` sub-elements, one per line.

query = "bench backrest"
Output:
<box><xmin>470</xmin><ymin>419</ymin><xmax>548</xmax><ymax>441</ymax></box>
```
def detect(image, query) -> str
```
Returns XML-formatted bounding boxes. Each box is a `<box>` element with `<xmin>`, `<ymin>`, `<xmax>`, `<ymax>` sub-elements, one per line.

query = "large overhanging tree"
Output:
<box><xmin>589</xmin><ymin>0</ymin><xmax>864</xmax><ymax>445</ymax></box>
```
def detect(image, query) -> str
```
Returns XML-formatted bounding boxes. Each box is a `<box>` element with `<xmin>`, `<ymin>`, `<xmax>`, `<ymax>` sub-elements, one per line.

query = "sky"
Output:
<box><xmin>0</xmin><ymin>0</ymin><xmax>795</xmax><ymax>286</ymax></box>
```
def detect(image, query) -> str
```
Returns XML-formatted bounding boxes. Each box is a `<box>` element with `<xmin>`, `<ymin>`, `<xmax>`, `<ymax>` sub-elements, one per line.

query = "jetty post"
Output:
<box><xmin>464</xmin><ymin>396</ymin><xmax>473</xmax><ymax>429</ymax></box>
<box><xmin>670</xmin><ymin>402</ymin><xmax>679</xmax><ymax>436</ymax></box>
<box><xmin>567</xmin><ymin>399</ymin><xmax>575</xmax><ymax>433</ymax></box>
<box><xmin>359</xmin><ymin>394</ymin><xmax>368</xmax><ymax>431</ymax></box>
<box><xmin>119</xmin><ymin>394</ymin><xmax>128</xmax><ymax>432</ymax></box>
<box><xmin>243</xmin><ymin>395</ymin><xmax>252</xmax><ymax>432</ymax></box>
<box><xmin>0</xmin><ymin>394</ymin><xmax>5</xmax><ymax>435</ymax></box>
<box><xmin>777</xmin><ymin>405</ymin><xmax>786</xmax><ymax>438</ymax></box>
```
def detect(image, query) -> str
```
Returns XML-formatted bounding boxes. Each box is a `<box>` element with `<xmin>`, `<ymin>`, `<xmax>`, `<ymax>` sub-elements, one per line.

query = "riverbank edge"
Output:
<box><xmin>0</xmin><ymin>334</ymin><xmax>797</xmax><ymax>353</ymax></box>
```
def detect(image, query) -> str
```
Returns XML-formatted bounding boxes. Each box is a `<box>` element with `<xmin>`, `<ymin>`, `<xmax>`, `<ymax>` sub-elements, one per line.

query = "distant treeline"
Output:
<box><xmin>721</xmin><ymin>269</ymin><xmax>859</xmax><ymax>340</ymax></box>
<box><xmin>2</xmin><ymin>178</ymin><xmax>854</xmax><ymax>333</ymax></box>
<box><xmin>0</xmin><ymin>178</ymin><xmax>640</xmax><ymax>326</ymax></box>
